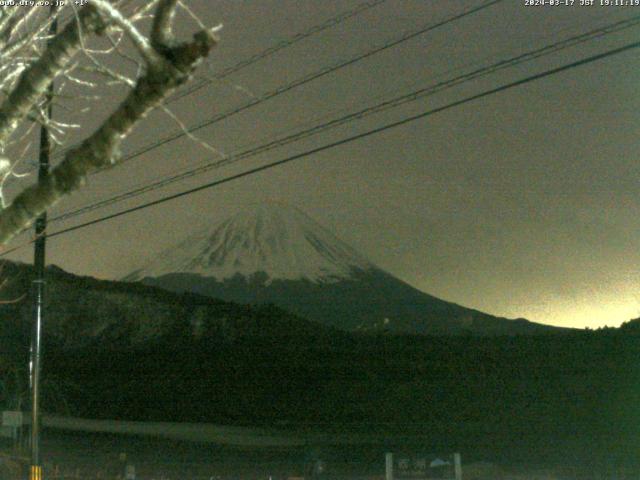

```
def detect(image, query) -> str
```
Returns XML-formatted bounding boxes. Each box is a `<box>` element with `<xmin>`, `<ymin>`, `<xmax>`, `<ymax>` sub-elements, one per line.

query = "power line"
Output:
<box><xmin>50</xmin><ymin>13</ymin><xmax>640</xmax><ymax>224</ymax></box>
<box><xmin>37</xmin><ymin>39</ymin><xmax>640</xmax><ymax>244</ymax></box>
<box><xmin>71</xmin><ymin>0</ymin><xmax>504</xmax><ymax>174</ymax></box>
<box><xmin>170</xmin><ymin>0</ymin><xmax>390</xmax><ymax>102</ymax></box>
<box><xmin>42</xmin><ymin>0</ymin><xmax>389</xmax><ymax>166</ymax></box>
<box><xmin>48</xmin><ymin>0</ymin><xmax>508</xmax><ymax>222</ymax></box>
<box><xmin>167</xmin><ymin>0</ymin><xmax>502</xmax><ymax>103</ymax></box>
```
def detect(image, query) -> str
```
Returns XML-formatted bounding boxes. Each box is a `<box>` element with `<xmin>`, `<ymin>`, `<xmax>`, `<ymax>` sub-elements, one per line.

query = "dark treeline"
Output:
<box><xmin>0</xmin><ymin>261</ymin><xmax>638</xmax><ymax>470</ymax></box>
<box><xmin>44</xmin><ymin>324</ymin><xmax>640</xmax><ymax>469</ymax></box>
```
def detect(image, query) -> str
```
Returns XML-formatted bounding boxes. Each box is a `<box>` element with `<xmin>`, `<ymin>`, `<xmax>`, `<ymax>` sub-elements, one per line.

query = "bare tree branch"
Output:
<box><xmin>90</xmin><ymin>0</ymin><xmax>163</xmax><ymax>67</ymax></box>
<box><xmin>152</xmin><ymin>0</ymin><xmax>178</xmax><ymax>49</ymax></box>
<box><xmin>0</xmin><ymin>7</ymin><xmax>105</xmax><ymax>151</ymax></box>
<box><xmin>0</xmin><ymin>2</ymin><xmax>218</xmax><ymax>245</ymax></box>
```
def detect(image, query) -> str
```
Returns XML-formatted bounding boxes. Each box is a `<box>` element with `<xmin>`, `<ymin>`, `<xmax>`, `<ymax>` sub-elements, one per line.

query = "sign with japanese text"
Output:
<box><xmin>391</xmin><ymin>453</ymin><xmax>458</xmax><ymax>480</ymax></box>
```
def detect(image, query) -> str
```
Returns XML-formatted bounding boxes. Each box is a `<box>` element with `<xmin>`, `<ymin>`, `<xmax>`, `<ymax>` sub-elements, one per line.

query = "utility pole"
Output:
<box><xmin>30</xmin><ymin>6</ymin><xmax>57</xmax><ymax>480</ymax></box>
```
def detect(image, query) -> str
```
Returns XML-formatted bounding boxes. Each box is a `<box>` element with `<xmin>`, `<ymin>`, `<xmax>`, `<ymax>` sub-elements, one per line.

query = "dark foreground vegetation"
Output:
<box><xmin>0</xmin><ymin>261</ymin><xmax>638</xmax><ymax>474</ymax></box>
<box><xmin>46</xmin><ymin>326</ymin><xmax>640</xmax><ymax>470</ymax></box>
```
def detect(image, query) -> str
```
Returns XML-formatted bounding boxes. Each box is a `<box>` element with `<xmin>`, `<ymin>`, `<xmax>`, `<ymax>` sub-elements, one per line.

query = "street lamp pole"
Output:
<box><xmin>30</xmin><ymin>6</ymin><xmax>57</xmax><ymax>480</ymax></box>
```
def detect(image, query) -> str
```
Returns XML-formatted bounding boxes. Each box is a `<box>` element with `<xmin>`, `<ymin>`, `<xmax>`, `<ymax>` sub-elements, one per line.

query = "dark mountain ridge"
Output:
<box><xmin>0</xmin><ymin>261</ymin><xmax>336</xmax><ymax>352</ymax></box>
<box><xmin>144</xmin><ymin>269</ymin><xmax>558</xmax><ymax>335</ymax></box>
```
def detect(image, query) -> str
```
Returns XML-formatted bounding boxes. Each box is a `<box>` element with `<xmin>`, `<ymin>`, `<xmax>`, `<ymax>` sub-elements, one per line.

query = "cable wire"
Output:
<box><xmin>72</xmin><ymin>0</ymin><xmax>503</xmax><ymax>176</ymax></box>
<box><xmin>35</xmin><ymin>39</ymin><xmax>640</xmax><ymax>244</ymax></box>
<box><xmin>50</xmin><ymin>13</ymin><xmax>640</xmax><ymax>224</ymax></box>
<box><xmin>42</xmin><ymin>0</ymin><xmax>390</xmax><ymax>165</ymax></box>
<box><xmin>170</xmin><ymin>0</ymin><xmax>390</xmax><ymax>102</ymax></box>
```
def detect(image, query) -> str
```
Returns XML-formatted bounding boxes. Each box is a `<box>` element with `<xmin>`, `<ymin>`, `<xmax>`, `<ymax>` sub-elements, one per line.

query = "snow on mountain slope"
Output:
<box><xmin>129</xmin><ymin>203</ymin><xmax>374</xmax><ymax>284</ymax></box>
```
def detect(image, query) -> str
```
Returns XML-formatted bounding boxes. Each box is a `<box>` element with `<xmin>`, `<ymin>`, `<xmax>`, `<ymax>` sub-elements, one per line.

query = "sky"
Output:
<box><xmin>3</xmin><ymin>0</ymin><xmax>640</xmax><ymax>329</ymax></box>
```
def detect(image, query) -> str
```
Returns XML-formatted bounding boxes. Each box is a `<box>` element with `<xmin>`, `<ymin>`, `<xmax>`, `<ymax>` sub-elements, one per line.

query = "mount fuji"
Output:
<box><xmin>126</xmin><ymin>203</ymin><xmax>561</xmax><ymax>335</ymax></box>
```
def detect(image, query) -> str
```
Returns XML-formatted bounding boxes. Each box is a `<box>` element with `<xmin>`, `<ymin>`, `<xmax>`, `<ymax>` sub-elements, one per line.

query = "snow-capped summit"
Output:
<box><xmin>129</xmin><ymin>203</ymin><xmax>373</xmax><ymax>284</ymax></box>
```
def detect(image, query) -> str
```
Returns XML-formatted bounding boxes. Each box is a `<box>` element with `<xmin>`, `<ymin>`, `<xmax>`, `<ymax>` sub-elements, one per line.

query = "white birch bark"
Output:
<box><xmin>0</xmin><ymin>1</ymin><xmax>218</xmax><ymax>245</ymax></box>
